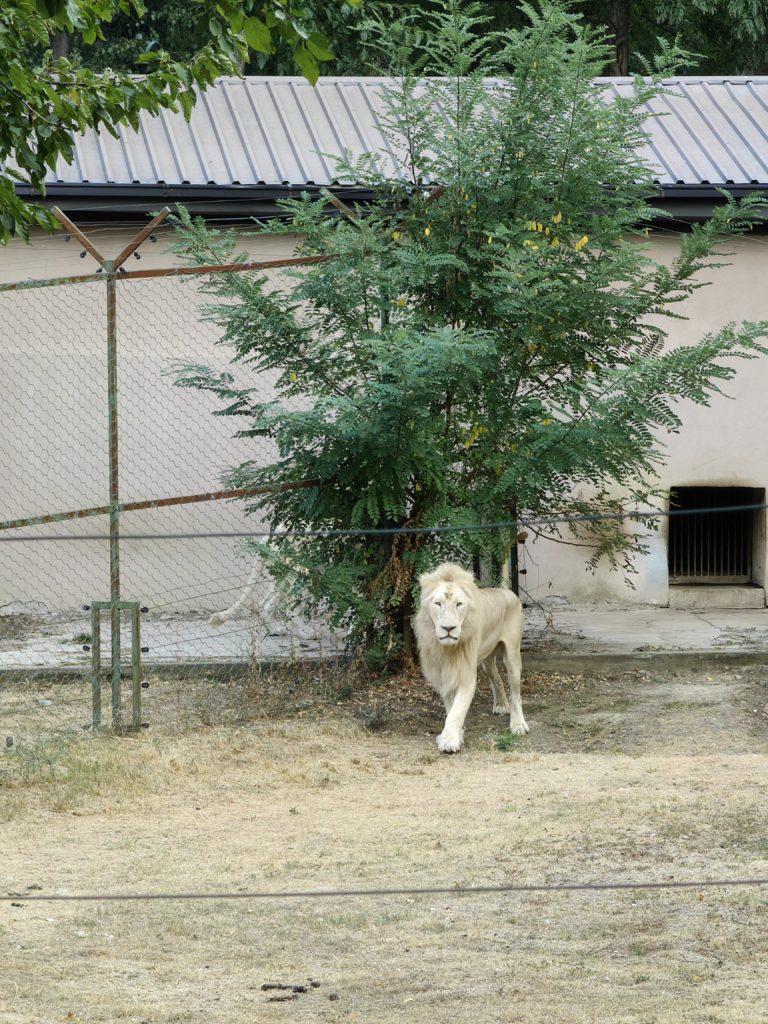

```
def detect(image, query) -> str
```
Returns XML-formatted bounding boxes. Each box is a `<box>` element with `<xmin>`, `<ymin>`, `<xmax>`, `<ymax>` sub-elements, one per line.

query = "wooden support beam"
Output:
<box><xmin>113</xmin><ymin>207</ymin><xmax>172</xmax><ymax>269</ymax></box>
<box><xmin>52</xmin><ymin>207</ymin><xmax>106</xmax><ymax>267</ymax></box>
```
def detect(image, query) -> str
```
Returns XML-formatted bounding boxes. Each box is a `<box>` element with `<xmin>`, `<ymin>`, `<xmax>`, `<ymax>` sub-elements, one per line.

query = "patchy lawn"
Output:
<box><xmin>1</xmin><ymin>663</ymin><xmax>767</xmax><ymax>1023</ymax></box>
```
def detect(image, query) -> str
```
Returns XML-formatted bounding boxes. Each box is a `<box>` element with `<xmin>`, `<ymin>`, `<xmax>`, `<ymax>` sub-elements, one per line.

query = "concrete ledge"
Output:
<box><xmin>668</xmin><ymin>585</ymin><xmax>765</xmax><ymax>610</ymax></box>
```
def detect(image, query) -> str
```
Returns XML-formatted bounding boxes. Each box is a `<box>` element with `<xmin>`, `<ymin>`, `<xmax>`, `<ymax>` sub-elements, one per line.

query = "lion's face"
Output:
<box><xmin>426</xmin><ymin>583</ymin><xmax>470</xmax><ymax>646</ymax></box>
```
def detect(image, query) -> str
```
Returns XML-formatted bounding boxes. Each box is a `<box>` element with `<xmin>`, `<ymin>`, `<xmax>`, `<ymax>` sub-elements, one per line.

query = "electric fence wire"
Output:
<box><xmin>1</xmin><ymin>876</ymin><xmax>768</xmax><ymax>904</ymax></box>
<box><xmin>2</xmin><ymin>500</ymin><xmax>767</xmax><ymax>543</ymax></box>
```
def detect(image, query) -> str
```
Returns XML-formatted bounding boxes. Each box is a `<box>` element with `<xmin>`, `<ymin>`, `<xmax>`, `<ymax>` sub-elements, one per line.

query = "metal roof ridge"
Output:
<box><xmin>593</xmin><ymin>75</ymin><xmax>768</xmax><ymax>84</ymax></box>
<box><xmin>221</xmin><ymin>74</ymin><xmax>768</xmax><ymax>85</ymax></box>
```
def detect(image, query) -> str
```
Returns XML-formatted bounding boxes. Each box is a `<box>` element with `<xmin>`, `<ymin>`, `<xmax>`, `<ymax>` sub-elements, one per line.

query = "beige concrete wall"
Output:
<box><xmin>2</xmin><ymin>227</ymin><xmax>767</xmax><ymax>612</ymax></box>
<box><xmin>0</xmin><ymin>225</ymin><xmax>302</xmax><ymax>614</ymax></box>
<box><xmin>525</xmin><ymin>234</ymin><xmax>768</xmax><ymax>606</ymax></box>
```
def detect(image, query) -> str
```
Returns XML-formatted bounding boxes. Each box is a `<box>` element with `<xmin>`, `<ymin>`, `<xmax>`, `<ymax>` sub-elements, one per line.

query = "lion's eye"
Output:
<box><xmin>456</xmin><ymin>601</ymin><xmax>463</xmax><ymax>608</ymax></box>
<box><xmin>434</xmin><ymin>600</ymin><xmax>442</xmax><ymax>608</ymax></box>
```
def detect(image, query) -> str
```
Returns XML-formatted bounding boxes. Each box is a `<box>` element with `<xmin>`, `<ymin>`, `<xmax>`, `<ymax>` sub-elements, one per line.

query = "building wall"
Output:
<box><xmin>524</xmin><ymin>233</ymin><xmax>768</xmax><ymax>606</ymax></box>
<box><xmin>2</xmin><ymin>227</ymin><xmax>767</xmax><ymax>612</ymax></box>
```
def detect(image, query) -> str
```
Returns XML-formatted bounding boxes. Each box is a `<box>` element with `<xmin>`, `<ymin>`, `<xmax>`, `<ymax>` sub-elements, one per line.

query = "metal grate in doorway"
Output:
<box><xmin>668</xmin><ymin>486</ymin><xmax>761</xmax><ymax>585</ymax></box>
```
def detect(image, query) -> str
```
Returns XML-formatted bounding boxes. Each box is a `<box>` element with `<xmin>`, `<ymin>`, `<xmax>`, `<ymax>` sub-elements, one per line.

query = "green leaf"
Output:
<box><xmin>292</xmin><ymin>44</ymin><xmax>319</xmax><ymax>84</ymax></box>
<box><xmin>8</xmin><ymin>65</ymin><xmax>29</xmax><ymax>92</ymax></box>
<box><xmin>65</xmin><ymin>0</ymin><xmax>85</xmax><ymax>29</ymax></box>
<box><xmin>243</xmin><ymin>16</ymin><xmax>271</xmax><ymax>54</ymax></box>
<box><xmin>306</xmin><ymin>31</ymin><xmax>334</xmax><ymax>62</ymax></box>
<box><xmin>291</xmin><ymin>19</ymin><xmax>310</xmax><ymax>41</ymax></box>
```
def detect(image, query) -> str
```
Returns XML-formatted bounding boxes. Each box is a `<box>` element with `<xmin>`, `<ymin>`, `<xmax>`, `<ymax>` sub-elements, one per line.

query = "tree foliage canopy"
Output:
<box><xmin>58</xmin><ymin>1</ymin><xmax>768</xmax><ymax>78</ymax></box>
<box><xmin>172</xmin><ymin>0</ymin><xmax>768</xmax><ymax>666</ymax></box>
<box><xmin>0</xmin><ymin>0</ymin><xmax>360</xmax><ymax>242</ymax></box>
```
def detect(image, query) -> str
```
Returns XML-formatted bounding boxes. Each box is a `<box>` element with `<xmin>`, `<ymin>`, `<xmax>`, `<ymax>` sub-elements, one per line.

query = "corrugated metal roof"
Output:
<box><xmin>599</xmin><ymin>77</ymin><xmax>768</xmax><ymax>186</ymax></box>
<box><xmin>41</xmin><ymin>76</ymin><xmax>768</xmax><ymax>189</ymax></box>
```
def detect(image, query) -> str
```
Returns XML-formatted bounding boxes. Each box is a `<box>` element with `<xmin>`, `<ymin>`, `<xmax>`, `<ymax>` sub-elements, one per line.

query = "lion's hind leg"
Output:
<box><xmin>482</xmin><ymin>649</ymin><xmax>510</xmax><ymax>715</ymax></box>
<box><xmin>499</xmin><ymin>631</ymin><xmax>528</xmax><ymax>736</ymax></box>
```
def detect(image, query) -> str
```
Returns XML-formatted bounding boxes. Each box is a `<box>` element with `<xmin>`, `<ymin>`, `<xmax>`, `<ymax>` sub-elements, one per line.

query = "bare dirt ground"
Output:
<box><xmin>1</xmin><ymin>661</ymin><xmax>768</xmax><ymax>1024</ymax></box>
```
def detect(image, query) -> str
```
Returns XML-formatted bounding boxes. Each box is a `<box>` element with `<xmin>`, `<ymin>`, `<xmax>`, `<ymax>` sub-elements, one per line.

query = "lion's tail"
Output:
<box><xmin>208</xmin><ymin>561</ymin><xmax>263</xmax><ymax>628</ymax></box>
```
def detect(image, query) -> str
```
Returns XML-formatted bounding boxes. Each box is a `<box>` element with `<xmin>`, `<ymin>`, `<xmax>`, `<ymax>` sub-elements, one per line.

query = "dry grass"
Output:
<box><xmin>1</xmin><ymin>664</ymin><xmax>767</xmax><ymax>1023</ymax></box>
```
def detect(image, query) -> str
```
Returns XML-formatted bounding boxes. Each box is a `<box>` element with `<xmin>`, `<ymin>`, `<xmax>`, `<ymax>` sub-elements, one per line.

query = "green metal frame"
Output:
<box><xmin>90</xmin><ymin>600</ymin><xmax>142</xmax><ymax>733</ymax></box>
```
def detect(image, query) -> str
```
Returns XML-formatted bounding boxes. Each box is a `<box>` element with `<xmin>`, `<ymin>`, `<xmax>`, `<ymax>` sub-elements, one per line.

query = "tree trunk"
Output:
<box><xmin>401</xmin><ymin>590</ymin><xmax>414</xmax><ymax>661</ymax></box>
<box><xmin>50</xmin><ymin>30</ymin><xmax>71</xmax><ymax>59</ymax></box>
<box><xmin>606</xmin><ymin>0</ymin><xmax>630</xmax><ymax>76</ymax></box>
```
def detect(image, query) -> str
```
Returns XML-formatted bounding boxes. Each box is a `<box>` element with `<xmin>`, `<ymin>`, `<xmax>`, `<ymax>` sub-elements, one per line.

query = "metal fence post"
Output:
<box><xmin>131</xmin><ymin>602</ymin><xmax>142</xmax><ymax>732</ymax></box>
<box><xmin>90</xmin><ymin>601</ymin><xmax>142</xmax><ymax>733</ymax></box>
<box><xmin>105</xmin><ymin>258</ymin><xmax>123</xmax><ymax>729</ymax></box>
<box><xmin>91</xmin><ymin>605</ymin><xmax>102</xmax><ymax>731</ymax></box>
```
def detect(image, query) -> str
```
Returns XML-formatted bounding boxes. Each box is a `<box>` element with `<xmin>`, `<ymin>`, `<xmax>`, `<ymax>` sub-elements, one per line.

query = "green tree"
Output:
<box><xmin>172</xmin><ymin>0</ymin><xmax>768</xmax><ymax>667</ymax></box>
<box><xmin>583</xmin><ymin>0</ymin><xmax>768</xmax><ymax>76</ymax></box>
<box><xmin>54</xmin><ymin>1</ymin><xmax>768</xmax><ymax>80</ymax></box>
<box><xmin>0</xmin><ymin>0</ymin><xmax>360</xmax><ymax>243</ymax></box>
<box><xmin>67</xmin><ymin>0</ymin><xmax>361</xmax><ymax>76</ymax></box>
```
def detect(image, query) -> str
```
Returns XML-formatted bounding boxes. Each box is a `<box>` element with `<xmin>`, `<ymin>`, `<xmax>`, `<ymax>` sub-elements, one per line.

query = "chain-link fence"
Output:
<box><xmin>0</xmin><ymin>222</ymin><xmax>344</xmax><ymax>726</ymax></box>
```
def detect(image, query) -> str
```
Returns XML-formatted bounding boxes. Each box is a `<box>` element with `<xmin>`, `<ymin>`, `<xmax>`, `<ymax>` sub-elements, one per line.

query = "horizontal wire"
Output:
<box><xmin>149</xmin><ymin>581</ymin><xmax>258</xmax><ymax>611</ymax></box>
<box><xmin>2</xmin><ymin>876</ymin><xmax>768</xmax><ymax>904</ymax></box>
<box><xmin>144</xmin><ymin>568</ymin><xmax>256</xmax><ymax>602</ymax></box>
<box><xmin>1</xmin><ymin>501</ymin><xmax>767</xmax><ymax>543</ymax></box>
<box><xmin>147</xmin><ymin>624</ymin><xmax>258</xmax><ymax>651</ymax></box>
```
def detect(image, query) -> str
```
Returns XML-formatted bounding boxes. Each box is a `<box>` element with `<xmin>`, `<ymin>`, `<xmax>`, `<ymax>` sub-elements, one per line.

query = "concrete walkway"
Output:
<box><xmin>2</xmin><ymin>602</ymin><xmax>768</xmax><ymax>676</ymax></box>
<box><xmin>523</xmin><ymin>603</ymin><xmax>768</xmax><ymax>668</ymax></box>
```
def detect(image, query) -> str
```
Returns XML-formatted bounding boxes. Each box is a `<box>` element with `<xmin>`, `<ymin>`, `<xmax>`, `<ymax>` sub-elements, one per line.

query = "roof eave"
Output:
<box><xmin>16</xmin><ymin>180</ymin><xmax>768</xmax><ymax>226</ymax></box>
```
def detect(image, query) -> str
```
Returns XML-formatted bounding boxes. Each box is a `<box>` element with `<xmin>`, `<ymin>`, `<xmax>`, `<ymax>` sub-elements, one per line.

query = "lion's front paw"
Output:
<box><xmin>508</xmin><ymin>719</ymin><xmax>530</xmax><ymax>736</ymax></box>
<box><xmin>436</xmin><ymin>730</ymin><xmax>463</xmax><ymax>753</ymax></box>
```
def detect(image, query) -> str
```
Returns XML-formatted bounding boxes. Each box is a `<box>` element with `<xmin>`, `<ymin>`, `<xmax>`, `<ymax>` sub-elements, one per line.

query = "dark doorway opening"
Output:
<box><xmin>668</xmin><ymin>486</ymin><xmax>763</xmax><ymax>585</ymax></box>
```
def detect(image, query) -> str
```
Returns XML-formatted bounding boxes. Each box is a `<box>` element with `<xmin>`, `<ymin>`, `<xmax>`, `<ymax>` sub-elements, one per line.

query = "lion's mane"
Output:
<box><xmin>413</xmin><ymin>562</ymin><xmax>482</xmax><ymax>700</ymax></box>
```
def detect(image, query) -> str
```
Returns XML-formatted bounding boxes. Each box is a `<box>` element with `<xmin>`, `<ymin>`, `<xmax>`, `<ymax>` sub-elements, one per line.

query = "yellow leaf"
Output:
<box><xmin>392</xmin><ymin>230</ymin><xmax>401</xmax><ymax>241</ymax></box>
<box><xmin>415</xmin><ymin>483</ymin><xmax>422</xmax><ymax>492</ymax></box>
<box><xmin>424</xmin><ymin>227</ymin><xmax>431</xmax><ymax>237</ymax></box>
<box><xmin>575</xmin><ymin>235</ymin><xmax>589</xmax><ymax>252</ymax></box>
<box><xmin>552</xmin><ymin>211</ymin><xmax>562</xmax><ymax>224</ymax></box>
<box><xmin>290</xmin><ymin>371</ymin><xmax>298</xmax><ymax>382</ymax></box>
<box><xmin>395</xmin><ymin>297</ymin><xmax>407</xmax><ymax>307</ymax></box>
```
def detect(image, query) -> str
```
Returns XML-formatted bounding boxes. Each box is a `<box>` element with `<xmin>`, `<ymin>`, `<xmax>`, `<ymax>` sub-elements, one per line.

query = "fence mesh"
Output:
<box><xmin>4</xmin><ymin>245</ymin><xmax>767</xmax><ymax>737</ymax></box>
<box><xmin>0</xmin><ymin>262</ymin><xmax>339</xmax><ymax>688</ymax></box>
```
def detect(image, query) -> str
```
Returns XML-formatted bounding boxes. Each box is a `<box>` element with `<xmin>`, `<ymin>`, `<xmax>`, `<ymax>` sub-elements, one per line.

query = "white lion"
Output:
<box><xmin>414</xmin><ymin>562</ymin><xmax>528</xmax><ymax>753</ymax></box>
<box><xmin>208</xmin><ymin>560</ymin><xmax>279</xmax><ymax>628</ymax></box>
